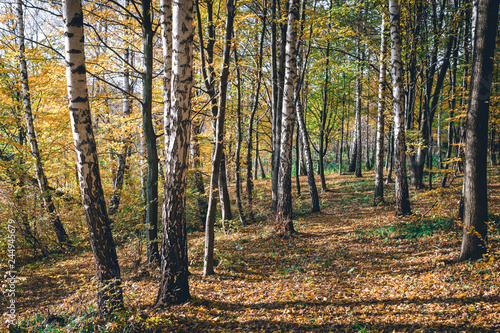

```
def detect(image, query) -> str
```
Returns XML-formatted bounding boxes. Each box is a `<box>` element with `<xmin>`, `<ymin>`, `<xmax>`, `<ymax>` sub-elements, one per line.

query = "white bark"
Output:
<box><xmin>276</xmin><ymin>0</ymin><xmax>300</xmax><ymax>233</ymax></box>
<box><xmin>158</xmin><ymin>0</ymin><xmax>194</xmax><ymax>305</ymax></box>
<box><xmin>63</xmin><ymin>0</ymin><xmax>123</xmax><ymax>315</ymax></box>
<box><xmin>389</xmin><ymin>0</ymin><xmax>411</xmax><ymax>215</ymax></box>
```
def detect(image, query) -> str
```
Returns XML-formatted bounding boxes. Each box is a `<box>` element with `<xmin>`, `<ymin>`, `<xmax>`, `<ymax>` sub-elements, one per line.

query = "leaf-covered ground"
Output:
<box><xmin>3</xmin><ymin>171</ymin><xmax>500</xmax><ymax>332</ymax></box>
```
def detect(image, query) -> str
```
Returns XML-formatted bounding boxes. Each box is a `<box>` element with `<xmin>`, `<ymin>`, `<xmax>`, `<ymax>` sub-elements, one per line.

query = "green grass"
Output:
<box><xmin>357</xmin><ymin>216</ymin><xmax>458</xmax><ymax>239</ymax></box>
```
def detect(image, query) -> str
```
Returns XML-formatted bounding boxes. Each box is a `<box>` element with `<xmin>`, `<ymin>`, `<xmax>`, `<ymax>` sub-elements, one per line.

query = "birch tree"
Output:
<box><xmin>63</xmin><ymin>0</ymin><xmax>123</xmax><ymax>315</ymax></box>
<box><xmin>389</xmin><ymin>0</ymin><xmax>411</xmax><ymax>216</ymax></box>
<box><xmin>157</xmin><ymin>0</ymin><xmax>194</xmax><ymax>306</ymax></box>
<box><xmin>276</xmin><ymin>0</ymin><xmax>300</xmax><ymax>235</ymax></box>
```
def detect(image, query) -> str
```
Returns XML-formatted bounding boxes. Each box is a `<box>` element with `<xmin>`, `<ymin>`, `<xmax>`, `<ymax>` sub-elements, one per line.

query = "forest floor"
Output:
<box><xmin>3</xmin><ymin>170</ymin><xmax>500</xmax><ymax>332</ymax></box>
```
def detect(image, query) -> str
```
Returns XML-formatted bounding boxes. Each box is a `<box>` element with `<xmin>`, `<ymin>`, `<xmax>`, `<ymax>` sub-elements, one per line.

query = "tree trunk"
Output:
<box><xmin>204</xmin><ymin>0</ymin><xmax>235</xmax><ymax>276</ymax></box>
<box><xmin>276</xmin><ymin>0</ymin><xmax>300</xmax><ymax>235</ymax></box>
<box><xmin>219</xmin><ymin>151</ymin><xmax>233</xmax><ymax>220</ymax></box>
<box><xmin>374</xmin><ymin>14</ymin><xmax>387</xmax><ymax>205</ymax></box>
<box><xmin>339</xmin><ymin>77</ymin><xmax>346</xmax><ymax>175</ymax></box>
<box><xmin>389</xmin><ymin>0</ymin><xmax>411</xmax><ymax>216</ymax></box>
<box><xmin>295</xmin><ymin>123</ymin><xmax>301</xmax><ymax>196</ymax></box>
<box><xmin>18</xmin><ymin>0</ymin><xmax>71</xmax><ymax>250</ymax></box>
<box><xmin>141</xmin><ymin>0</ymin><xmax>159</xmax><ymax>264</ymax></box>
<box><xmin>319</xmin><ymin>41</ymin><xmax>330</xmax><ymax>190</ymax></box>
<box><xmin>157</xmin><ymin>0</ymin><xmax>193</xmax><ymax>306</ymax></box>
<box><xmin>234</xmin><ymin>44</ymin><xmax>247</xmax><ymax>226</ymax></box>
<box><xmin>458</xmin><ymin>0</ymin><xmax>499</xmax><ymax>262</ymax></box>
<box><xmin>272</xmin><ymin>0</ymin><xmax>288</xmax><ymax>212</ymax></box>
<box><xmin>109</xmin><ymin>13</ymin><xmax>132</xmax><ymax>215</ymax></box>
<box><xmin>63</xmin><ymin>0</ymin><xmax>123</xmax><ymax>315</ymax></box>
<box><xmin>246</xmin><ymin>4</ymin><xmax>267</xmax><ymax>222</ymax></box>
<box><xmin>365</xmin><ymin>101</ymin><xmax>371</xmax><ymax>171</ymax></box>
<box><xmin>191</xmin><ymin>121</ymin><xmax>208</xmax><ymax>229</ymax></box>
<box><xmin>296</xmin><ymin>79</ymin><xmax>320</xmax><ymax>213</ymax></box>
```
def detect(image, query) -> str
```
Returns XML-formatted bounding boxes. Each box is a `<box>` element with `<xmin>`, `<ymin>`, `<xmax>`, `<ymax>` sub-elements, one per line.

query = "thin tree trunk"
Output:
<box><xmin>246</xmin><ymin>3</ymin><xmax>267</xmax><ymax>222</ymax></box>
<box><xmin>234</xmin><ymin>44</ymin><xmax>247</xmax><ymax>226</ymax></box>
<box><xmin>255</xmin><ymin>124</ymin><xmax>261</xmax><ymax>180</ymax></box>
<box><xmin>374</xmin><ymin>14</ymin><xmax>387</xmax><ymax>205</ymax></box>
<box><xmin>296</xmin><ymin>79</ymin><xmax>320</xmax><ymax>213</ymax></box>
<box><xmin>63</xmin><ymin>0</ymin><xmax>123</xmax><ymax>315</ymax></box>
<box><xmin>389</xmin><ymin>0</ymin><xmax>411</xmax><ymax>216</ymax></box>
<box><xmin>319</xmin><ymin>41</ymin><xmax>330</xmax><ymax>189</ymax></box>
<box><xmin>109</xmin><ymin>10</ymin><xmax>132</xmax><ymax>214</ymax></box>
<box><xmin>192</xmin><ymin>121</ymin><xmax>208</xmax><ymax>229</ymax></box>
<box><xmin>385</xmin><ymin>129</ymin><xmax>394</xmax><ymax>184</ymax></box>
<box><xmin>458</xmin><ymin>0</ymin><xmax>499</xmax><ymax>262</ymax></box>
<box><xmin>18</xmin><ymin>0</ymin><xmax>71</xmax><ymax>250</ymax></box>
<box><xmin>219</xmin><ymin>151</ymin><xmax>233</xmax><ymax>220</ymax></box>
<box><xmin>272</xmin><ymin>0</ymin><xmax>288</xmax><ymax>212</ymax></box>
<box><xmin>204</xmin><ymin>0</ymin><xmax>235</xmax><ymax>276</ymax></box>
<box><xmin>365</xmin><ymin>101</ymin><xmax>371</xmax><ymax>171</ymax></box>
<box><xmin>339</xmin><ymin>76</ymin><xmax>345</xmax><ymax>175</ymax></box>
<box><xmin>157</xmin><ymin>0</ymin><xmax>193</xmax><ymax>305</ymax></box>
<box><xmin>142</xmin><ymin>0</ymin><xmax>159</xmax><ymax>263</ymax></box>
<box><xmin>276</xmin><ymin>0</ymin><xmax>300</xmax><ymax>235</ymax></box>
<box><xmin>295</xmin><ymin>123</ymin><xmax>301</xmax><ymax>196</ymax></box>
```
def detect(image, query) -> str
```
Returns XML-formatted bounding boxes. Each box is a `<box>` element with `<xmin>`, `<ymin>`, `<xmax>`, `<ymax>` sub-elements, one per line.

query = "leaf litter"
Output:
<box><xmin>3</xmin><ymin>171</ymin><xmax>500</xmax><ymax>332</ymax></box>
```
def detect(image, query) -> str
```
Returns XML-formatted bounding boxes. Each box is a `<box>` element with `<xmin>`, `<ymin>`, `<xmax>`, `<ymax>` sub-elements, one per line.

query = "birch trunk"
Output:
<box><xmin>389</xmin><ymin>0</ymin><xmax>411</xmax><ymax>216</ymax></box>
<box><xmin>157</xmin><ymin>0</ymin><xmax>194</xmax><ymax>305</ymax></box>
<box><xmin>276</xmin><ymin>0</ymin><xmax>300</xmax><ymax>235</ymax></box>
<box><xmin>63</xmin><ymin>0</ymin><xmax>123</xmax><ymax>315</ymax></box>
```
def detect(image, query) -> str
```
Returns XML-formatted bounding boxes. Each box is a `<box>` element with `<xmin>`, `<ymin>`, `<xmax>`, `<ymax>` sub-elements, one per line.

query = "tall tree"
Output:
<box><xmin>195</xmin><ymin>0</ymin><xmax>233</xmax><ymax>222</ymax></box>
<box><xmin>348</xmin><ymin>5</ymin><xmax>364</xmax><ymax>178</ymax></box>
<box><xmin>374</xmin><ymin>12</ymin><xmax>387</xmax><ymax>205</ymax></box>
<box><xmin>246</xmin><ymin>1</ymin><xmax>267</xmax><ymax>222</ymax></box>
<box><xmin>234</xmin><ymin>43</ymin><xmax>247</xmax><ymax>226</ymax></box>
<box><xmin>204</xmin><ymin>0</ymin><xmax>236</xmax><ymax>277</ymax></box>
<box><xmin>276</xmin><ymin>0</ymin><xmax>300</xmax><ymax>235</ymax></box>
<box><xmin>458</xmin><ymin>0</ymin><xmax>499</xmax><ymax>261</ymax></box>
<box><xmin>109</xmin><ymin>0</ymin><xmax>133</xmax><ymax>215</ymax></box>
<box><xmin>389</xmin><ymin>0</ymin><xmax>411</xmax><ymax>216</ymax></box>
<box><xmin>63</xmin><ymin>0</ymin><xmax>123</xmax><ymax>315</ymax></box>
<box><xmin>18</xmin><ymin>0</ymin><xmax>71</xmax><ymax>249</ymax></box>
<box><xmin>157</xmin><ymin>0</ymin><xmax>194</xmax><ymax>306</ymax></box>
<box><xmin>319</xmin><ymin>40</ymin><xmax>330</xmax><ymax>189</ymax></box>
<box><xmin>272</xmin><ymin>0</ymin><xmax>288</xmax><ymax>212</ymax></box>
<box><xmin>141</xmin><ymin>0</ymin><xmax>160</xmax><ymax>263</ymax></box>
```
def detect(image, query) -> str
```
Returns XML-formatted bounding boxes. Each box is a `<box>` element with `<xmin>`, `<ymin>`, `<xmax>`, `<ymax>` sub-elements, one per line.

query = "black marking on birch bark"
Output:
<box><xmin>72</xmin><ymin>96</ymin><xmax>88</xmax><ymax>103</ymax></box>
<box><xmin>68</xmin><ymin>15</ymin><xmax>84</xmax><ymax>27</ymax></box>
<box><xmin>72</xmin><ymin>65</ymin><xmax>86</xmax><ymax>74</ymax></box>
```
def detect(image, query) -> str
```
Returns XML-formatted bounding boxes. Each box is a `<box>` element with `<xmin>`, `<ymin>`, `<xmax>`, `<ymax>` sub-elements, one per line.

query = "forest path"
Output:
<box><xmin>9</xmin><ymin>172</ymin><xmax>500</xmax><ymax>332</ymax></box>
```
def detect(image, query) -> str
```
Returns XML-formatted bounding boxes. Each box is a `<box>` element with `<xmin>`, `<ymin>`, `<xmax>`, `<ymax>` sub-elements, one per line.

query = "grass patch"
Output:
<box><xmin>357</xmin><ymin>216</ymin><xmax>458</xmax><ymax>239</ymax></box>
